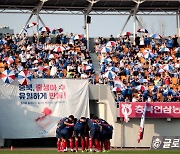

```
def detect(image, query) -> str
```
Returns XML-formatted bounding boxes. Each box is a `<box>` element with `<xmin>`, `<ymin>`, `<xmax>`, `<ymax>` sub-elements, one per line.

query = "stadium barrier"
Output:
<box><xmin>0</xmin><ymin>79</ymin><xmax>180</xmax><ymax>148</ymax></box>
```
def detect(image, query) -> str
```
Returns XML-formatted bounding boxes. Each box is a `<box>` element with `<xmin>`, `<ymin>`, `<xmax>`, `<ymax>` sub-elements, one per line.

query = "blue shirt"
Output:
<box><xmin>143</xmin><ymin>90</ymin><xmax>149</xmax><ymax>98</ymax></box>
<box><xmin>87</xmin><ymin>118</ymin><xmax>99</xmax><ymax>130</ymax></box>
<box><xmin>151</xmin><ymin>41</ymin><xmax>156</xmax><ymax>48</ymax></box>
<box><xmin>118</xmin><ymin>94</ymin><xmax>124</xmax><ymax>102</ymax></box>
<box><xmin>74</xmin><ymin>120</ymin><xmax>86</xmax><ymax>130</ymax></box>
<box><xmin>125</xmin><ymin>68</ymin><xmax>130</xmax><ymax>75</ymax></box>
<box><xmin>62</xmin><ymin>36</ymin><xmax>67</xmax><ymax>44</ymax></box>
<box><xmin>167</xmin><ymin>39</ymin><xmax>173</xmax><ymax>48</ymax></box>
<box><xmin>121</xmin><ymin>89</ymin><xmax>127</xmax><ymax>96</ymax></box>
<box><xmin>144</xmin><ymin>37</ymin><xmax>150</xmax><ymax>45</ymax></box>
<box><xmin>57</xmin><ymin>117</ymin><xmax>68</xmax><ymax>130</ymax></box>
<box><xmin>101</xmin><ymin>65</ymin><xmax>106</xmax><ymax>73</ymax></box>
<box><xmin>127</xmin><ymin>86</ymin><xmax>132</xmax><ymax>95</ymax></box>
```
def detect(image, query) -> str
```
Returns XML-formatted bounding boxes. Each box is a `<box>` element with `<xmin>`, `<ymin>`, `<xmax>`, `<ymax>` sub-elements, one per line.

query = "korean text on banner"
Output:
<box><xmin>0</xmin><ymin>79</ymin><xmax>89</xmax><ymax>138</ymax></box>
<box><xmin>119</xmin><ymin>102</ymin><xmax>180</xmax><ymax>118</ymax></box>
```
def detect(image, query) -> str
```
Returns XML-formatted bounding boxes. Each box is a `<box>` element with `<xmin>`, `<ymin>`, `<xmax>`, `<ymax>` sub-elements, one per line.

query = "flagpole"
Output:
<box><xmin>120</xmin><ymin>117</ymin><xmax>124</xmax><ymax>148</ymax></box>
<box><xmin>32</xmin><ymin>27</ymin><xmax>35</xmax><ymax>35</ymax></box>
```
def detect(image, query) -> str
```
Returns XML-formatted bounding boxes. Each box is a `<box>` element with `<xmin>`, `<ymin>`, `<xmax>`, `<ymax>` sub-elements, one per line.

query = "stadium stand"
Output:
<box><xmin>0</xmin><ymin>32</ymin><xmax>179</xmax><ymax>104</ymax></box>
<box><xmin>94</xmin><ymin>35</ymin><xmax>180</xmax><ymax>103</ymax></box>
<box><xmin>0</xmin><ymin>0</ymin><xmax>180</xmax><ymax>149</ymax></box>
<box><xmin>0</xmin><ymin>32</ymin><xmax>95</xmax><ymax>81</ymax></box>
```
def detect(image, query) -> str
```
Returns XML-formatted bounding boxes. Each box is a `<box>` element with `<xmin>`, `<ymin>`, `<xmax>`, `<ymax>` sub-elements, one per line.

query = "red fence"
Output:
<box><xmin>119</xmin><ymin>102</ymin><xmax>180</xmax><ymax>118</ymax></box>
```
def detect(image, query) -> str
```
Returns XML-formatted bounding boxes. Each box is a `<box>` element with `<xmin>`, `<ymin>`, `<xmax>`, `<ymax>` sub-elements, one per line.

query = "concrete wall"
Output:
<box><xmin>89</xmin><ymin>84</ymin><xmax>180</xmax><ymax>147</ymax></box>
<box><xmin>0</xmin><ymin>139</ymin><xmax>4</xmax><ymax>147</ymax></box>
<box><xmin>1</xmin><ymin>84</ymin><xmax>179</xmax><ymax>147</ymax></box>
<box><xmin>120</xmin><ymin>118</ymin><xmax>180</xmax><ymax>147</ymax></box>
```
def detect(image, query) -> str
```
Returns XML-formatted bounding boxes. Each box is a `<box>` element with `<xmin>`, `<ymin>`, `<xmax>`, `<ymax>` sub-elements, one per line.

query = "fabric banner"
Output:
<box><xmin>151</xmin><ymin>136</ymin><xmax>180</xmax><ymax>150</ymax></box>
<box><xmin>119</xmin><ymin>102</ymin><xmax>180</xmax><ymax>118</ymax></box>
<box><xmin>0</xmin><ymin>79</ymin><xmax>89</xmax><ymax>139</ymax></box>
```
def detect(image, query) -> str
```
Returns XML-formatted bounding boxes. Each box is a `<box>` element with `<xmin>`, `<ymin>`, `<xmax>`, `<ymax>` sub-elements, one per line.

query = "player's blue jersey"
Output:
<box><xmin>87</xmin><ymin>118</ymin><xmax>99</xmax><ymax>130</ymax></box>
<box><xmin>99</xmin><ymin>119</ymin><xmax>113</xmax><ymax>132</ymax></box>
<box><xmin>74</xmin><ymin>120</ymin><xmax>85</xmax><ymax>129</ymax></box>
<box><xmin>57</xmin><ymin>117</ymin><xmax>71</xmax><ymax>130</ymax></box>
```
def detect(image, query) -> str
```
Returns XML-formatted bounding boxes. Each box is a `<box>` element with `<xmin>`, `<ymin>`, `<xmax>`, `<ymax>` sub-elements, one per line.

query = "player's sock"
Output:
<box><xmin>60</xmin><ymin>141</ymin><xmax>64</xmax><ymax>151</ymax></box>
<box><xmin>100</xmin><ymin>141</ymin><xmax>104</xmax><ymax>151</ymax></box>
<box><xmin>95</xmin><ymin>140</ymin><xmax>100</xmax><ymax>151</ymax></box>
<box><xmin>104</xmin><ymin>140</ymin><xmax>108</xmax><ymax>150</ymax></box>
<box><xmin>81</xmin><ymin>139</ymin><xmax>85</xmax><ymax>151</ymax></box>
<box><xmin>85</xmin><ymin>138</ymin><xmax>89</xmax><ymax>150</ymax></box>
<box><xmin>57</xmin><ymin>141</ymin><xmax>60</xmax><ymax>151</ymax></box>
<box><xmin>62</xmin><ymin>140</ymin><xmax>67</xmax><ymax>151</ymax></box>
<box><xmin>107</xmin><ymin>140</ymin><xmax>110</xmax><ymax>150</ymax></box>
<box><xmin>75</xmin><ymin>140</ymin><xmax>78</xmax><ymax>151</ymax></box>
<box><xmin>89</xmin><ymin>139</ymin><xmax>93</xmax><ymax>149</ymax></box>
<box><xmin>70</xmin><ymin>140</ymin><xmax>74</xmax><ymax>151</ymax></box>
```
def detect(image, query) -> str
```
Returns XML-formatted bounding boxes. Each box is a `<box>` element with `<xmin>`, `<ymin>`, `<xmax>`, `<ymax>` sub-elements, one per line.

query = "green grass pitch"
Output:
<box><xmin>0</xmin><ymin>150</ymin><xmax>180</xmax><ymax>154</ymax></box>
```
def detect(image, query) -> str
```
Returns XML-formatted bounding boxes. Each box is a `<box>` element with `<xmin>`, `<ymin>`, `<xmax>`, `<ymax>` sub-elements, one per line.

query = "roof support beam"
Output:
<box><xmin>0</xmin><ymin>11</ymin><xmax>177</xmax><ymax>15</ymax></box>
<box><xmin>176</xmin><ymin>10</ymin><xmax>180</xmax><ymax>36</ymax></box>
<box><xmin>19</xmin><ymin>13</ymin><xmax>33</xmax><ymax>35</ymax></box>
<box><xmin>120</xmin><ymin>15</ymin><xmax>131</xmax><ymax>35</ymax></box>
<box><xmin>3</xmin><ymin>0</ymin><xmax>9</xmax><ymax>5</ymax></box>
<box><xmin>119</xmin><ymin>0</ymin><xmax>144</xmax><ymax>42</ymax></box>
<box><xmin>136</xmin><ymin>16</ymin><xmax>143</xmax><ymax>28</ymax></box>
<box><xmin>132</xmin><ymin>0</ymin><xmax>144</xmax><ymax>45</ymax></box>
<box><xmin>19</xmin><ymin>0</ymin><xmax>48</xmax><ymax>39</ymax></box>
<box><xmin>35</xmin><ymin>0</ymin><xmax>48</xmax><ymax>43</ymax></box>
<box><xmin>85</xmin><ymin>0</ymin><xmax>99</xmax><ymax>15</ymax></box>
<box><xmin>20</xmin><ymin>0</ymin><xmax>26</xmax><ymax>5</ymax></box>
<box><xmin>84</xmin><ymin>0</ymin><xmax>99</xmax><ymax>51</ymax></box>
<box><xmin>39</xmin><ymin>15</ymin><xmax>46</xmax><ymax>27</ymax></box>
<box><xmin>33</xmin><ymin>0</ymin><xmax>48</xmax><ymax>15</ymax></box>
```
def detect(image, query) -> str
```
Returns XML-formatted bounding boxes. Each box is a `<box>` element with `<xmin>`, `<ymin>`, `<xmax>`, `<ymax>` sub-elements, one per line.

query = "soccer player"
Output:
<box><xmin>56</xmin><ymin>117</ymin><xmax>67</xmax><ymax>152</ymax></box>
<box><xmin>74</xmin><ymin>117</ymin><xmax>88</xmax><ymax>152</ymax></box>
<box><xmin>99</xmin><ymin>118</ymin><xmax>113</xmax><ymax>152</ymax></box>
<box><xmin>87</xmin><ymin>116</ymin><xmax>101</xmax><ymax>152</ymax></box>
<box><xmin>56</xmin><ymin>115</ymin><xmax>75</xmax><ymax>152</ymax></box>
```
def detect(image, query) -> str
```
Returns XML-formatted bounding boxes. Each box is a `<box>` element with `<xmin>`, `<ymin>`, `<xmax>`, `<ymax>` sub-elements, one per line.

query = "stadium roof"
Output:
<box><xmin>0</xmin><ymin>0</ymin><xmax>179</xmax><ymax>15</ymax></box>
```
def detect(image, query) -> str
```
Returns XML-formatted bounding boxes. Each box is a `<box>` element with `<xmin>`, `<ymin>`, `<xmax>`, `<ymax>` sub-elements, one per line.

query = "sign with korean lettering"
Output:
<box><xmin>119</xmin><ymin>102</ymin><xmax>180</xmax><ymax>118</ymax></box>
<box><xmin>151</xmin><ymin>136</ymin><xmax>180</xmax><ymax>150</ymax></box>
<box><xmin>0</xmin><ymin>79</ymin><xmax>89</xmax><ymax>138</ymax></box>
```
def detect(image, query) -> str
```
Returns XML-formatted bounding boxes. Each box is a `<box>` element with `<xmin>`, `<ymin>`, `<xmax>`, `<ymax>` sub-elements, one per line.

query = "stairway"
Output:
<box><xmin>89</xmin><ymin>52</ymin><xmax>101</xmax><ymax>75</ymax></box>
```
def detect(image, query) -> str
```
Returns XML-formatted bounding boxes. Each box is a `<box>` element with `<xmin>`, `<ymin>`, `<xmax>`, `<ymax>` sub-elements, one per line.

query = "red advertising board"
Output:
<box><xmin>119</xmin><ymin>102</ymin><xmax>180</xmax><ymax>118</ymax></box>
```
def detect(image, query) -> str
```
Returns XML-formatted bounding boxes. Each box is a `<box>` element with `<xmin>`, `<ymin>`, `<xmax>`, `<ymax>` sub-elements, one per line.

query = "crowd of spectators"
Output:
<box><xmin>0</xmin><ymin>32</ymin><xmax>95</xmax><ymax>84</ymax></box>
<box><xmin>94</xmin><ymin>34</ymin><xmax>180</xmax><ymax>103</ymax></box>
<box><xmin>0</xmin><ymin>31</ymin><xmax>180</xmax><ymax>103</ymax></box>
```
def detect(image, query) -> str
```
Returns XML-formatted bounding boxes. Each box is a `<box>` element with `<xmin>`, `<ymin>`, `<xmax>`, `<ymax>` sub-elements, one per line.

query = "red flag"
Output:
<box><xmin>137</xmin><ymin>102</ymin><xmax>147</xmax><ymax>143</ymax></box>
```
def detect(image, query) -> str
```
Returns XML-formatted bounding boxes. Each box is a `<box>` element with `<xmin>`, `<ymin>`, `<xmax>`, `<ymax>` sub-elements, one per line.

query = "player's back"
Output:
<box><xmin>75</xmin><ymin>120</ymin><xmax>84</xmax><ymax>128</ymax></box>
<box><xmin>87</xmin><ymin>118</ymin><xmax>99</xmax><ymax>130</ymax></box>
<box><xmin>58</xmin><ymin>117</ymin><xmax>68</xmax><ymax>130</ymax></box>
<box><xmin>99</xmin><ymin>118</ymin><xmax>113</xmax><ymax>132</ymax></box>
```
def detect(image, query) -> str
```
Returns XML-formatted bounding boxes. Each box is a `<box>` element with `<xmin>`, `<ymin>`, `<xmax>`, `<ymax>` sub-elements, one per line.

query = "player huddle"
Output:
<box><xmin>56</xmin><ymin>115</ymin><xmax>113</xmax><ymax>152</ymax></box>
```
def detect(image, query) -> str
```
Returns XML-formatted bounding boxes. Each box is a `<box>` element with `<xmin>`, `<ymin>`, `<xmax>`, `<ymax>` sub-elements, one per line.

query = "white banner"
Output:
<box><xmin>0</xmin><ymin>79</ymin><xmax>89</xmax><ymax>139</ymax></box>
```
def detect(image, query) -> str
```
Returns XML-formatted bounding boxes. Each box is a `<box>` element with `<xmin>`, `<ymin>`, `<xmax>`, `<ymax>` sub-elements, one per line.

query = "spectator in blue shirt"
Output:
<box><xmin>127</xmin><ymin>83</ymin><xmax>132</xmax><ymax>101</ymax></box>
<box><xmin>144</xmin><ymin>35</ymin><xmax>150</xmax><ymax>47</ymax></box>
<box><xmin>143</xmin><ymin>90</ymin><xmax>149</xmax><ymax>102</ymax></box>
<box><xmin>167</xmin><ymin>36</ymin><xmax>173</xmax><ymax>53</ymax></box>
<box><xmin>151</xmin><ymin>38</ymin><xmax>156</xmax><ymax>53</ymax></box>
<box><xmin>56</xmin><ymin>70</ymin><xmax>64</xmax><ymax>78</ymax></box>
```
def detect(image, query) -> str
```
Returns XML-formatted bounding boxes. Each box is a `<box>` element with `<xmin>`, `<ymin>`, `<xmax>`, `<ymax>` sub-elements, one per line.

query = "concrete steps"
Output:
<box><xmin>89</xmin><ymin>52</ymin><xmax>101</xmax><ymax>75</ymax></box>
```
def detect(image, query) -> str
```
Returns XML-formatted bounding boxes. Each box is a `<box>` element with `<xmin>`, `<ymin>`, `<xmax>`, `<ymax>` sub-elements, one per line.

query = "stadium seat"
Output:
<box><xmin>0</xmin><ymin>62</ymin><xmax>5</xmax><ymax>68</ymax></box>
<box><xmin>120</xmin><ymin>75</ymin><xmax>126</xmax><ymax>81</ymax></box>
<box><xmin>171</xmin><ymin>77</ymin><xmax>178</xmax><ymax>85</ymax></box>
